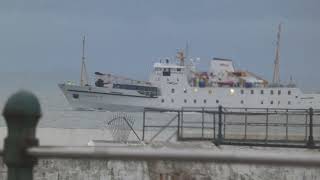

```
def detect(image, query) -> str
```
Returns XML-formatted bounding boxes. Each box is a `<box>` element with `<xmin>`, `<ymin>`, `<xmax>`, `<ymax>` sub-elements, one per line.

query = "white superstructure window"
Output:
<box><xmin>261</xmin><ymin>90</ymin><xmax>264</xmax><ymax>94</ymax></box>
<box><xmin>171</xmin><ymin>89</ymin><xmax>175</xmax><ymax>93</ymax></box>
<box><xmin>251</xmin><ymin>90</ymin><xmax>254</xmax><ymax>94</ymax></box>
<box><xmin>270</xmin><ymin>90</ymin><xmax>274</xmax><ymax>95</ymax></box>
<box><xmin>241</xmin><ymin>100</ymin><xmax>244</xmax><ymax>104</ymax></box>
<box><xmin>261</xmin><ymin>101</ymin><xmax>264</xmax><ymax>104</ymax></box>
<box><xmin>278</xmin><ymin>90</ymin><xmax>281</xmax><ymax>95</ymax></box>
<box><xmin>270</xmin><ymin>100</ymin><xmax>274</xmax><ymax>105</ymax></box>
<box><xmin>241</xmin><ymin>89</ymin><xmax>244</xmax><ymax>94</ymax></box>
<box><xmin>194</xmin><ymin>99</ymin><xmax>197</xmax><ymax>104</ymax></box>
<box><xmin>208</xmin><ymin>90</ymin><xmax>212</xmax><ymax>94</ymax></box>
<box><xmin>184</xmin><ymin>89</ymin><xmax>187</xmax><ymax>93</ymax></box>
<box><xmin>161</xmin><ymin>99</ymin><xmax>164</xmax><ymax>103</ymax></box>
<box><xmin>184</xmin><ymin>99</ymin><xmax>187</xmax><ymax>103</ymax></box>
<box><xmin>171</xmin><ymin>99</ymin><xmax>174</xmax><ymax>103</ymax></box>
<box><xmin>288</xmin><ymin>90</ymin><xmax>291</xmax><ymax>95</ymax></box>
<box><xmin>204</xmin><ymin>99</ymin><xmax>207</xmax><ymax>104</ymax></box>
<box><xmin>288</xmin><ymin>101</ymin><xmax>291</xmax><ymax>105</ymax></box>
<box><xmin>216</xmin><ymin>100</ymin><xmax>219</xmax><ymax>104</ymax></box>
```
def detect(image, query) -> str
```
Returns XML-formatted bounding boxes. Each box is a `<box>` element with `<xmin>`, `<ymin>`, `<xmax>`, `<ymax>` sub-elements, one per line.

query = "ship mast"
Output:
<box><xmin>80</xmin><ymin>35</ymin><xmax>89</xmax><ymax>86</ymax></box>
<box><xmin>272</xmin><ymin>23</ymin><xmax>282</xmax><ymax>86</ymax></box>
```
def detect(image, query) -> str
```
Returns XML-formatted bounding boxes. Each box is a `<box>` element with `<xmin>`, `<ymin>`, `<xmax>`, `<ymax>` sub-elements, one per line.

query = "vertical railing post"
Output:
<box><xmin>2</xmin><ymin>91</ymin><xmax>41</xmax><ymax>180</ymax></box>
<box><xmin>244</xmin><ymin>108</ymin><xmax>247</xmax><ymax>140</ymax></box>
<box><xmin>215</xmin><ymin>106</ymin><xmax>223</xmax><ymax>146</ymax></box>
<box><xmin>265</xmin><ymin>108</ymin><xmax>269</xmax><ymax>141</ymax></box>
<box><xmin>142</xmin><ymin>109</ymin><xmax>146</xmax><ymax>141</ymax></box>
<box><xmin>177</xmin><ymin>111</ymin><xmax>180</xmax><ymax>141</ymax></box>
<box><xmin>213</xmin><ymin>112</ymin><xmax>216</xmax><ymax>140</ymax></box>
<box><xmin>201</xmin><ymin>107</ymin><xmax>204</xmax><ymax>138</ymax></box>
<box><xmin>307</xmin><ymin>108</ymin><xmax>315</xmax><ymax>148</ymax></box>
<box><xmin>285</xmin><ymin>109</ymin><xmax>289</xmax><ymax>141</ymax></box>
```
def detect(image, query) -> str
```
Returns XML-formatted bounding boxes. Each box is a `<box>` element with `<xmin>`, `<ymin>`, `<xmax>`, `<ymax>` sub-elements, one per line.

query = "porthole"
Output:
<box><xmin>72</xmin><ymin>94</ymin><xmax>79</xmax><ymax>99</ymax></box>
<box><xmin>184</xmin><ymin>89</ymin><xmax>187</xmax><ymax>93</ymax></box>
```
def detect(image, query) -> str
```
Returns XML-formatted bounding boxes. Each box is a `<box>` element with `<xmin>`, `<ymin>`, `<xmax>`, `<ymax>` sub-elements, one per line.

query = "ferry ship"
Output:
<box><xmin>59</xmin><ymin>30</ymin><xmax>320</xmax><ymax>112</ymax></box>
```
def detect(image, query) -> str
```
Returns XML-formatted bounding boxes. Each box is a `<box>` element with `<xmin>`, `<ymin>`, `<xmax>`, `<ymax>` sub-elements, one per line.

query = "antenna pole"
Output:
<box><xmin>80</xmin><ymin>35</ymin><xmax>89</xmax><ymax>86</ymax></box>
<box><xmin>272</xmin><ymin>23</ymin><xmax>281</xmax><ymax>85</ymax></box>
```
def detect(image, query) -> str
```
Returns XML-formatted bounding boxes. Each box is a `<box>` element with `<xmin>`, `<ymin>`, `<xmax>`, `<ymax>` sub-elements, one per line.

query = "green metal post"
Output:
<box><xmin>2</xmin><ymin>91</ymin><xmax>41</xmax><ymax>180</ymax></box>
<box><xmin>215</xmin><ymin>106</ymin><xmax>223</xmax><ymax>146</ymax></box>
<box><xmin>307</xmin><ymin>108</ymin><xmax>315</xmax><ymax>148</ymax></box>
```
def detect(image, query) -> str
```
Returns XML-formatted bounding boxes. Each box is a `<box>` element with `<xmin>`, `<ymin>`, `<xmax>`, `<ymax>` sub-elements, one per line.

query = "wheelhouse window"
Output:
<box><xmin>163</xmin><ymin>68</ymin><xmax>171</xmax><ymax>76</ymax></box>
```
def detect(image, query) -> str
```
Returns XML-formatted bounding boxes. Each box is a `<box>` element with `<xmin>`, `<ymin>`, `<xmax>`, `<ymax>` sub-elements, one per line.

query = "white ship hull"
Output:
<box><xmin>59</xmin><ymin>83</ymin><xmax>320</xmax><ymax>112</ymax></box>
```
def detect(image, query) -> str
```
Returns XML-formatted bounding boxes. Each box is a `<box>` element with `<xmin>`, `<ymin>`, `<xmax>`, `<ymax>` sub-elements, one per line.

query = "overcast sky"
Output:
<box><xmin>0</xmin><ymin>0</ymin><xmax>319</xmax><ymax>91</ymax></box>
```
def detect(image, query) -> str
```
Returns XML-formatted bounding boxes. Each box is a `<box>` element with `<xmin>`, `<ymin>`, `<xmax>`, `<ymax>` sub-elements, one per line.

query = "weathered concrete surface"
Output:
<box><xmin>1</xmin><ymin>142</ymin><xmax>320</xmax><ymax>180</ymax></box>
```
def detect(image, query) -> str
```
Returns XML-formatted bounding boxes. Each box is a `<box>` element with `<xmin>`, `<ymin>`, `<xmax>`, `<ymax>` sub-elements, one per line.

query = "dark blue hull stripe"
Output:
<box><xmin>67</xmin><ymin>89</ymin><xmax>158</xmax><ymax>99</ymax></box>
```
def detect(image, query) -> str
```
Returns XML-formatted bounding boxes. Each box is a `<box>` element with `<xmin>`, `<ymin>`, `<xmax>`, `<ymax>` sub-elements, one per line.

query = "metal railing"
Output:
<box><xmin>1</xmin><ymin>91</ymin><xmax>320</xmax><ymax>180</ymax></box>
<box><xmin>142</xmin><ymin>106</ymin><xmax>319</xmax><ymax>148</ymax></box>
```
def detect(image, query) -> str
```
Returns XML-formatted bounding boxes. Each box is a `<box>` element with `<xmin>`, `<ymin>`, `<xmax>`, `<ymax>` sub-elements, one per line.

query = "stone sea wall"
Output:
<box><xmin>1</xmin><ymin>144</ymin><xmax>320</xmax><ymax>180</ymax></box>
<box><xmin>1</xmin><ymin>157</ymin><xmax>320</xmax><ymax>180</ymax></box>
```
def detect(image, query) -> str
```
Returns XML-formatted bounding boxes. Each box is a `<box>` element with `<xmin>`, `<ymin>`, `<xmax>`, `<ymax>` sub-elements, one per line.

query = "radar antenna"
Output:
<box><xmin>272</xmin><ymin>23</ymin><xmax>282</xmax><ymax>85</ymax></box>
<box><xmin>80</xmin><ymin>35</ymin><xmax>89</xmax><ymax>86</ymax></box>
